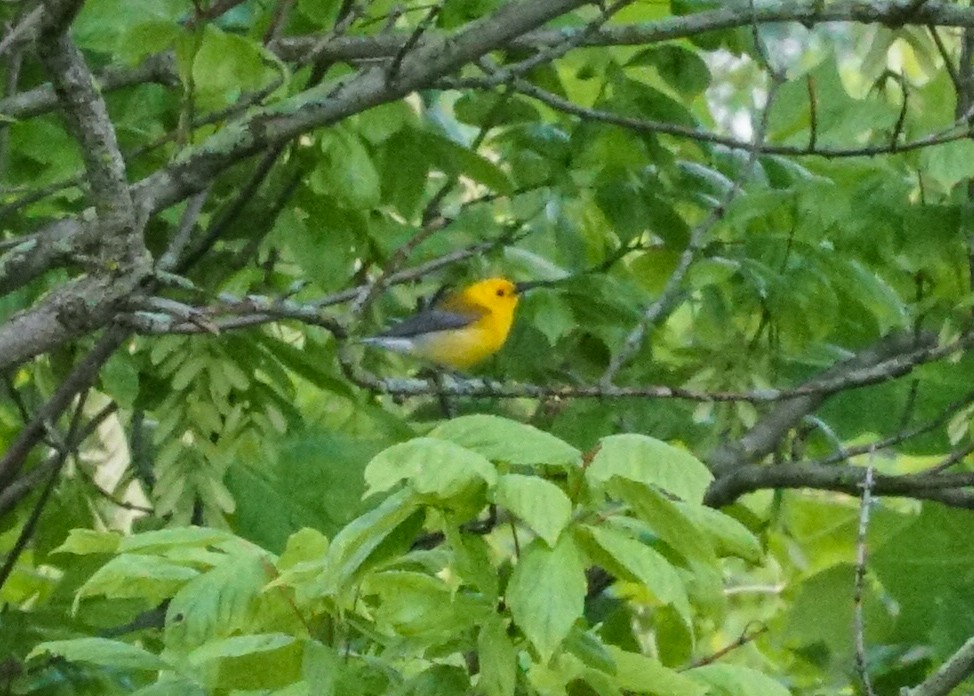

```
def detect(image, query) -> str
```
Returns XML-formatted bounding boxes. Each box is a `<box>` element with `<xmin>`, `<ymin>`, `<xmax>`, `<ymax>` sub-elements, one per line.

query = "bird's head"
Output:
<box><xmin>466</xmin><ymin>277</ymin><xmax>520</xmax><ymax>314</ymax></box>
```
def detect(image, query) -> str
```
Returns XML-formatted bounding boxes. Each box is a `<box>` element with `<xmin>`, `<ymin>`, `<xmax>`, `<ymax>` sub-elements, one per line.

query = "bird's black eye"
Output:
<box><xmin>496</xmin><ymin>288</ymin><xmax>506</xmax><ymax>297</ymax></box>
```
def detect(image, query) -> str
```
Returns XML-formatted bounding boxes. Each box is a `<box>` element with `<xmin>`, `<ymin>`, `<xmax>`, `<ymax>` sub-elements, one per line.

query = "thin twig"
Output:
<box><xmin>854</xmin><ymin>457</ymin><xmax>878</xmax><ymax>696</ymax></box>
<box><xmin>0</xmin><ymin>326</ymin><xmax>128</xmax><ymax>487</ymax></box>
<box><xmin>685</xmin><ymin>623</ymin><xmax>768</xmax><ymax>669</ymax></box>
<box><xmin>600</xmin><ymin>73</ymin><xmax>784</xmax><ymax>386</ymax></box>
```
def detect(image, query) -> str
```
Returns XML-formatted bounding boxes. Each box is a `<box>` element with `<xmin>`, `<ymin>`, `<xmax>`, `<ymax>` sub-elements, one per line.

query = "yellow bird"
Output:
<box><xmin>362</xmin><ymin>277</ymin><xmax>528</xmax><ymax>370</ymax></box>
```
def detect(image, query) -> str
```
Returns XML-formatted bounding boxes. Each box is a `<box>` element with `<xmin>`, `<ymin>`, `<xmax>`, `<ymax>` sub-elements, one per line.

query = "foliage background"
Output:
<box><xmin>2</xmin><ymin>0</ymin><xmax>974</xmax><ymax>694</ymax></box>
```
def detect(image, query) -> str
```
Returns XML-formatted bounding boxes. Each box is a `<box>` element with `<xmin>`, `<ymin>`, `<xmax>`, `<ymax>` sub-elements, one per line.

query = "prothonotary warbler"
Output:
<box><xmin>362</xmin><ymin>277</ymin><xmax>533</xmax><ymax>370</ymax></box>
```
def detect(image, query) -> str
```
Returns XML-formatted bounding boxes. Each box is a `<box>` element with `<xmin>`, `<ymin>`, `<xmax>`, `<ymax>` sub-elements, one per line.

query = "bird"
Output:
<box><xmin>360</xmin><ymin>277</ymin><xmax>526</xmax><ymax>370</ymax></box>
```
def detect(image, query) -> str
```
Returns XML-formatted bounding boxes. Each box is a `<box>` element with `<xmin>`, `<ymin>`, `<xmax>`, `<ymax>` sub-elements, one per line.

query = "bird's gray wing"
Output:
<box><xmin>375</xmin><ymin>308</ymin><xmax>482</xmax><ymax>338</ymax></box>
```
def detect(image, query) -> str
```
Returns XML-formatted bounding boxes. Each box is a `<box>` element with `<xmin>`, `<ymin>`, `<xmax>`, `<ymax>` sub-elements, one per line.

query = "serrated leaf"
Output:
<box><xmin>101</xmin><ymin>352</ymin><xmax>139</xmax><ymax>409</ymax></box>
<box><xmin>412</xmin><ymin>128</ymin><xmax>513</xmax><ymax>194</ymax></box>
<box><xmin>588</xmin><ymin>434</ymin><xmax>713</xmax><ymax>502</ymax></box>
<box><xmin>495</xmin><ymin>474</ymin><xmax>572</xmax><ymax>547</ymax></box>
<box><xmin>609</xmin><ymin>647</ymin><xmax>708</xmax><ymax>696</ymax></box>
<box><xmin>524</xmin><ymin>288</ymin><xmax>575</xmax><ymax>346</ymax></box>
<box><xmin>364</xmin><ymin>437</ymin><xmax>496</xmax><ymax>500</ymax></box>
<box><xmin>188</xmin><ymin>633</ymin><xmax>295</xmax><ymax>664</ymax></box>
<box><xmin>479</xmin><ymin>615</ymin><xmax>516</xmax><ymax>696</ymax></box>
<box><xmin>506</xmin><ymin>536</ymin><xmax>586</xmax><ymax>662</ymax></box>
<box><xmin>675</xmin><ymin>504</ymin><xmax>762</xmax><ymax>561</ymax></box>
<box><xmin>920</xmin><ymin>140</ymin><xmax>974</xmax><ymax>190</ymax></box>
<box><xmin>28</xmin><ymin>638</ymin><xmax>169</xmax><ymax>671</ymax></box>
<box><xmin>278</xmin><ymin>528</ymin><xmax>330</xmax><ymax>572</ymax></box>
<box><xmin>316</xmin><ymin>127</ymin><xmax>382</xmax><ymax>209</ymax></box>
<box><xmin>686</xmin><ymin>664</ymin><xmax>791</xmax><ymax>696</ymax></box>
<box><xmin>365</xmin><ymin>570</ymin><xmax>485</xmax><ymax>636</ymax></box>
<box><xmin>119</xmin><ymin>527</ymin><xmax>238</xmax><ymax>553</ymax></box>
<box><xmin>577</xmin><ymin>524</ymin><xmax>691</xmax><ymax>628</ymax></box>
<box><xmin>314</xmin><ymin>488</ymin><xmax>422</xmax><ymax>598</ymax></box>
<box><xmin>165</xmin><ymin>554</ymin><xmax>268</xmax><ymax>650</ymax></box>
<box><xmin>77</xmin><ymin>554</ymin><xmax>200</xmax><ymax>607</ymax></box>
<box><xmin>614</xmin><ymin>481</ymin><xmax>717</xmax><ymax>567</ymax></box>
<box><xmin>429</xmin><ymin>415</ymin><xmax>581</xmax><ymax>468</ymax></box>
<box><xmin>53</xmin><ymin>529</ymin><xmax>121</xmax><ymax>555</ymax></box>
<box><xmin>627</xmin><ymin>44</ymin><xmax>711</xmax><ymax>96</ymax></box>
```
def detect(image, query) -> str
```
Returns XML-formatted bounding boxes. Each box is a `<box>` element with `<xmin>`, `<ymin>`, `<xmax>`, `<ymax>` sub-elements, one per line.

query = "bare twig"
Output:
<box><xmin>0</xmin><ymin>399</ymin><xmax>118</xmax><ymax>590</ymax></box>
<box><xmin>468</xmin><ymin>75</ymin><xmax>974</xmax><ymax>159</ymax></box>
<box><xmin>686</xmin><ymin>623</ymin><xmax>768</xmax><ymax>669</ymax></box>
<box><xmin>0</xmin><ymin>326</ymin><xmax>127</xmax><ymax>487</ymax></box>
<box><xmin>854</xmin><ymin>458</ymin><xmax>878</xmax><ymax>696</ymax></box>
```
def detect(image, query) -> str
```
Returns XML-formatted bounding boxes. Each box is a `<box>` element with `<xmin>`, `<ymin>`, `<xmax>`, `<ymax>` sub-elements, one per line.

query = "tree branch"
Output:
<box><xmin>703</xmin><ymin>461</ymin><xmax>974</xmax><ymax>509</ymax></box>
<box><xmin>901</xmin><ymin>636</ymin><xmax>974</xmax><ymax>696</ymax></box>
<box><xmin>707</xmin><ymin>331</ymin><xmax>937</xmax><ymax>476</ymax></box>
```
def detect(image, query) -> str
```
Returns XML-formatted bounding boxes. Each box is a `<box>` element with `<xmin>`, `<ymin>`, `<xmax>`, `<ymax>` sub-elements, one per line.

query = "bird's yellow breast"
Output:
<box><xmin>411</xmin><ymin>310</ymin><xmax>513</xmax><ymax>369</ymax></box>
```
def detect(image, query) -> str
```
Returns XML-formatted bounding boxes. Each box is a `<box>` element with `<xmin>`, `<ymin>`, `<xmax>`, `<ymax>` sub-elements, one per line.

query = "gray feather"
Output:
<box><xmin>372</xmin><ymin>308</ymin><xmax>480</xmax><ymax>339</ymax></box>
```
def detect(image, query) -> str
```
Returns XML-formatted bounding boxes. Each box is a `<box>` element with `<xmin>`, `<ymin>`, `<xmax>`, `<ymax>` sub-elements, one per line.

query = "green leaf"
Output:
<box><xmin>365</xmin><ymin>570</ymin><xmax>487</xmax><ymax>636</ymax></box>
<box><xmin>165</xmin><ymin>554</ymin><xmax>268</xmax><ymax>650</ymax></box>
<box><xmin>608</xmin><ymin>647</ymin><xmax>708</xmax><ymax>696</ymax></box>
<box><xmin>478</xmin><ymin>615</ymin><xmax>516</xmax><ymax>696</ymax></box>
<box><xmin>315</xmin><ymin>127</ymin><xmax>382</xmax><ymax>209</ymax></box>
<box><xmin>842</xmin><ymin>261</ymin><xmax>907</xmax><ymax>332</ymax></box>
<box><xmin>563</xmin><ymin>627</ymin><xmax>616</xmax><ymax>674</ymax></box>
<box><xmin>119</xmin><ymin>527</ymin><xmax>239</xmax><ymax>553</ymax></box>
<box><xmin>314</xmin><ymin>488</ymin><xmax>423</xmax><ymax>598</ymax></box>
<box><xmin>429</xmin><ymin>415</ymin><xmax>581</xmax><ymax>468</ymax></box>
<box><xmin>627</xmin><ymin>45</ymin><xmax>711</xmax><ymax>96</ymax></box>
<box><xmin>77</xmin><ymin>554</ymin><xmax>200</xmax><ymax>606</ymax></box>
<box><xmin>446</xmin><ymin>525</ymin><xmax>499</xmax><ymax>598</ymax></box>
<box><xmin>614</xmin><ymin>482</ymin><xmax>717</xmax><ymax>567</ymax></box>
<box><xmin>278</xmin><ymin>527</ymin><xmax>330</xmax><ymax>571</ymax></box>
<box><xmin>495</xmin><ymin>474</ymin><xmax>572</xmax><ymax>547</ymax></box>
<box><xmin>412</xmin><ymin>128</ymin><xmax>513</xmax><ymax>194</ymax></box>
<box><xmin>576</xmin><ymin>524</ymin><xmax>691</xmax><ymax>628</ymax></box>
<box><xmin>296</xmin><ymin>0</ymin><xmax>340</xmax><ymax>25</ymax></box>
<box><xmin>506</xmin><ymin>536</ymin><xmax>586</xmax><ymax>662</ymax></box>
<box><xmin>28</xmin><ymin>637</ymin><xmax>169</xmax><ymax>671</ymax></box>
<box><xmin>872</xmin><ymin>505</ymin><xmax>974</xmax><ymax>646</ymax></box>
<box><xmin>53</xmin><ymin>529</ymin><xmax>121</xmax><ymax>555</ymax></box>
<box><xmin>130</xmin><ymin>675</ymin><xmax>206</xmax><ymax>696</ymax></box>
<box><xmin>524</xmin><ymin>288</ymin><xmax>576</xmax><ymax>346</ymax></box>
<box><xmin>587</xmin><ymin>434</ymin><xmax>712</xmax><ymax>502</ymax></box>
<box><xmin>686</xmin><ymin>664</ymin><xmax>791</xmax><ymax>696</ymax></box>
<box><xmin>454</xmin><ymin>92</ymin><xmax>540</xmax><ymax>127</ymax></box>
<box><xmin>303</xmin><ymin>640</ymin><xmax>342</xmax><ymax>696</ymax></box>
<box><xmin>674</xmin><ymin>504</ymin><xmax>762</xmax><ymax>562</ymax></box>
<box><xmin>364</xmin><ymin>437</ymin><xmax>497</xmax><ymax>500</ymax></box>
<box><xmin>188</xmin><ymin>633</ymin><xmax>295</xmax><ymax>664</ymax></box>
<box><xmin>920</xmin><ymin>140</ymin><xmax>974</xmax><ymax>190</ymax></box>
<box><xmin>192</xmin><ymin>25</ymin><xmax>269</xmax><ymax>105</ymax></box>
<box><xmin>101</xmin><ymin>352</ymin><xmax>139</xmax><ymax>409</ymax></box>
<box><xmin>228</xmin><ymin>431</ymin><xmax>376</xmax><ymax>553</ymax></box>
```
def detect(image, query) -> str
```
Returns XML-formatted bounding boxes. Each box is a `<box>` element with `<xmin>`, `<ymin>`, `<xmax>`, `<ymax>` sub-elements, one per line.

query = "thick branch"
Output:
<box><xmin>901</xmin><ymin>636</ymin><xmax>974</xmax><ymax>696</ymax></box>
<box><xmin>703</xmin><ymin>462</ymin><xmax>974</xmax><ymax>509</ymax></box>
<box><xmin>35</xmin><ymin>25</ymin><xmax>137</xmax><ymax>247</ymax></box>
<box><xmin>0</xmin><ymin>52</ymin><xmax>176</xmax><ymax>124</ymax></box>
<box><xmin>707</xmin><ymin>331</ymin><xmax>937</xmax><ymax>476</ymax></box>
<box><xmin>6</xmin><ymin>1</ymin><xmax>974</xmax><ymax>132</ymax></box>
<box><xmin>133</xmin><ymin>0</ymin><xmax>590</xmax><ymax>213</ymax></box>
